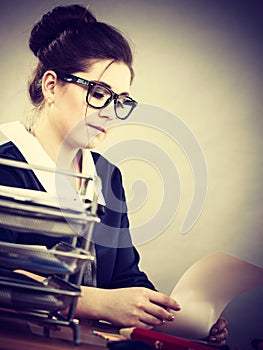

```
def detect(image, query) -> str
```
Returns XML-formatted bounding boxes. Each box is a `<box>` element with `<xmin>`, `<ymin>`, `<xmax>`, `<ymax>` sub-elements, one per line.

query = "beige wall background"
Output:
<box><xmin>1</xmin><ymin>0</ymin><xmax>262</xmax><ymax>348</ymax></box>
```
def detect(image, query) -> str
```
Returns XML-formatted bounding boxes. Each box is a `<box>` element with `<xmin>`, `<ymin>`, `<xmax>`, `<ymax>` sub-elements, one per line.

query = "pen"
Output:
<box><xmin>92</xmin><ymin>330</ymin><xmax>126</xmax><ymax>342</ymax></box>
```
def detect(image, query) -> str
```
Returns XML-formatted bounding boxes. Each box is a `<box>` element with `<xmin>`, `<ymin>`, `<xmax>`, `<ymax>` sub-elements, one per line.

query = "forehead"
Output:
<box><xmin>82</xmin><ymin>60</ymin><xmax>132</xmax><ymax>93</ymax></box>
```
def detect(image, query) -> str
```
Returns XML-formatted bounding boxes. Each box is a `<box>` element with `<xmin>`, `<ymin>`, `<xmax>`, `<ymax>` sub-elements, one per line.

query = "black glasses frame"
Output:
<box><xmin>55</xmin><ymin>71</ymin><xmax>138</xmax><ymax>120</ymax></box>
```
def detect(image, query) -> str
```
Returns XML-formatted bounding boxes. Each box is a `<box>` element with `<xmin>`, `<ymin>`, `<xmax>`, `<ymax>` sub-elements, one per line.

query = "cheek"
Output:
<box><xmin>62</xmin><ymin>117</ymin><xmax>90</xmax><ymax>149</ymax></box>
<box><xmin>65</xmin><ymin>101</ymin><xmax>86</xmax><ymax>123</ymax></box>
<box><xmin>84</xmin><ymin>105</ymin><xmax>97</xmax><ymax>118</ymax></box>
<box><xmin>63</xmin><ymin>119</ymin><xmax>106</xmax><ymax>149</ymax></box>
<box><xmin>56</xmin><ymin>86</ymin><xmax>86</xmax><ymax>122</ymax></box>
<box><xmin>53</xmin><ymin>98</ymin><xmax>87</xmax><ymax>146</ymax></box>
<box><xmin>53</xmin><ymin>104</ymin><xmax>86</xmax><ymax>143</ymax></box>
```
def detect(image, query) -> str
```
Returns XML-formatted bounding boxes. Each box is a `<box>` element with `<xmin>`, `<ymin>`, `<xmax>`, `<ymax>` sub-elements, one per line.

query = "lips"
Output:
<box><xmin>87</xmin><ymin>124</ymin><xmax>106</xmax><ymax>133</ymax></box>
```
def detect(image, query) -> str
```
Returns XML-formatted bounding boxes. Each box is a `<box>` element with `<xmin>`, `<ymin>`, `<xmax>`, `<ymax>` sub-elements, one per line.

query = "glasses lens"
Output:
<box><xmin>87</xmin><ymin>84</ymin><xmax>112</xmax><ymax>108</ymax></box>
<box><xmin>115</xmin><ymin>95</ymin><xmax>137</xmax><ymax>120</ymax></box>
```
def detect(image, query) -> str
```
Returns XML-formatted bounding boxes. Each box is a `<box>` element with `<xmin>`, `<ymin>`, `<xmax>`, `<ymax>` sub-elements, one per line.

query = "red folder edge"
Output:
<box><xmin>130</xmin><ymin>327</ymin><xmax>216</xmax><ymax>350</ymax></box>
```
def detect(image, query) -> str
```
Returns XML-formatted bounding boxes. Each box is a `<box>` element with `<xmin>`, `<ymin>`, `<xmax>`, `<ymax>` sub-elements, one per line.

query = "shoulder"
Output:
<box><xmin>91</xmin><ymin>151</ymin><xmax>122</xmax><ymax>182</ymax></box>
<box><xmin>0</xmin><ymin>141</ymin><xmax>43</xmax><ymax>190</ymax></box>
<box><xmin>91</xmin><ymin>151</ymin><xmax>124</xmax><ymax>200</ymax></box>
<box><xmin>0</xmin><ymin>141</ymin><xmax>26</xmax><ymax>161</ymax></box>
<box><xmin>91</xmin><ymin>151</ymin><xmax>116</xmax><ymax>170</ymax></box>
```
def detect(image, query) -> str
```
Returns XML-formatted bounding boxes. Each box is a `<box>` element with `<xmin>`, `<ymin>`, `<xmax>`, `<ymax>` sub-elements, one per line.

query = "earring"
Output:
<box><xmin>48</xmin><ymin>96</ymin><xmax>53</xmax><ymax>104</ymax></box>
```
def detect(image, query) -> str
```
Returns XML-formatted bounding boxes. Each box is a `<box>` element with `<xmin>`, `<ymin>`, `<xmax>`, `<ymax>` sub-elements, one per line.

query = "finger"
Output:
<box><xmin>209</xmin><ymin>327</ymin><xmax>228</xmax><ymax>343</ymax></box>
<box><xmin>210</xmin><ymin>317</ymin><xmax>228</xmax><ymax>335</ymax></box>
<box><xmin>209</xmin><ymin>339</ymin><xmax>227</xmax><ymax>345</ymax></box>
<box><xmin>136</xmin><ymin>319</ymin><xmax>155</xmax><ymax>330</ymax></box>
<box><xmin>138</xmin><ymin>311</ymin><xmax>167</xmax><ymax>327</ymax></box>
<box><xmin>149</xmin><ymin>291</ymin><xmax>181</xmax><ymax>312</ymax></box>
<box><xmin>144</xmin><ymin>302</ymin><xmax>175</xmax><ymax>323</ymax></box>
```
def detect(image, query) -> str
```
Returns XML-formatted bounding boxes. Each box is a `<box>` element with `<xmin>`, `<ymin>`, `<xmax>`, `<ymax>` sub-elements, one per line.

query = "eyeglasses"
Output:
<box><xmin>55</xmin><ymin>71</ymin><xmax>138</xmax><ymax>120</ymax></box>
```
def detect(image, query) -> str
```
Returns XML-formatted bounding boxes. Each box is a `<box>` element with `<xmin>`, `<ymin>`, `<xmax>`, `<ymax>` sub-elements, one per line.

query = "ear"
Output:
<box><xmin>41</xmin><ymin>70</ymin><xmax>58</xmax><ymax>102</ymax></box>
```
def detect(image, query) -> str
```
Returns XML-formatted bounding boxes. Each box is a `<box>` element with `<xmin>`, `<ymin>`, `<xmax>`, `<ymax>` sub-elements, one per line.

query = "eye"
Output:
<box><xmin>92</xmin><ymin>91</ymin><xmax>105</xmax><ymax>100</ymax></box>
<box><xmin>90</xmin><ymin>85</ymin><xmax>110</xmax><ymax>100</ymax></box>
<box><xmin>117</xmin><ymin>96</ymin><xmax>135</xmax><ymax>108</ymax></box>
<box><xmin>116</xmin><ymin>100</ymin><xmax>125</xmax><ymax>109</ymax></box>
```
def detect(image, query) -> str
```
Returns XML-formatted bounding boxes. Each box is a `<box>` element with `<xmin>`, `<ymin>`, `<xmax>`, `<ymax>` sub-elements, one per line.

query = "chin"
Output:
<box><xmin>87</xmin><ymin>133</ymin><xmax>106</xmax><ymax>149</ymax></box>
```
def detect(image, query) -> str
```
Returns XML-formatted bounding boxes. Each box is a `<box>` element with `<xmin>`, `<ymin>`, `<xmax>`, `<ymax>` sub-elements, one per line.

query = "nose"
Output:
<box><xmin>98</xmin><ymin>101</ymin><xmax>116</xmax><ymax>121</ymax></box>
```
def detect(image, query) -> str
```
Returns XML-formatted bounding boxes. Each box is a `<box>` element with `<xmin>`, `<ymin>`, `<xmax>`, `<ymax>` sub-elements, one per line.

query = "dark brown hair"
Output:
<box><xmin>28</xmin><ymin>4</ymin><xmax>134</xmax><ymax>107</ymax></box>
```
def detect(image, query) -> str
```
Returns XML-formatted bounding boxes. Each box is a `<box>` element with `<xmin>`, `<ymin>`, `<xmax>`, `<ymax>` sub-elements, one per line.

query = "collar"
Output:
<box><xmin>0</xmin><ymin>121</ymin><xmax>105</xmax><ymax>205</ymax></box>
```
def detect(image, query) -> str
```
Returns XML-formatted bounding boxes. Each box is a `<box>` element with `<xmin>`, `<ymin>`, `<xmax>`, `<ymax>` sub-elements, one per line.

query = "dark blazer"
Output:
<box><xmin>0</xmin><ymin>141</ymin><xmax>155</xmax><ymax>290</ymax></box>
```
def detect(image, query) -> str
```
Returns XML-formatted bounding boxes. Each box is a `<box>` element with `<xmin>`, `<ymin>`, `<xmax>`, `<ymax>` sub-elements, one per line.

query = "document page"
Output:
<box><xmin>154</xmin><ymin>251</ymin><xmax>263</xmax><ymax>339</ymax></box>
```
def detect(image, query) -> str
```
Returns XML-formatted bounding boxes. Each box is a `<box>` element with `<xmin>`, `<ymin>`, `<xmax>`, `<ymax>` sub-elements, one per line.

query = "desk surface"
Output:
<box><xmin>0</xmin><ymin>313</ymin><xmax>118</xmax><ymax>350</ymax></box>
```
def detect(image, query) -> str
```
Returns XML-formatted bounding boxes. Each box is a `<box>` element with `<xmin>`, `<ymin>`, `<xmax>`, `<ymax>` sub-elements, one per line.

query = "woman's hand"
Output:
<box><xmin>205</xmin><ymin>317</ymin><xmax>228</xmax><ymax>344</ymax></box>
<box><xmin>76</xmin><ymin>286</ymin><xmax>180</xmax><ymax>329</ymax></box>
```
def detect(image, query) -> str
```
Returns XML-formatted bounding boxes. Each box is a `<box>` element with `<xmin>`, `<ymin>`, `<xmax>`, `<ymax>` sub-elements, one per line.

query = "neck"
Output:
<box><xmin>31</xmin><ymin>118</ymin><xmax>81</xmax><ymax>175</ymax></box>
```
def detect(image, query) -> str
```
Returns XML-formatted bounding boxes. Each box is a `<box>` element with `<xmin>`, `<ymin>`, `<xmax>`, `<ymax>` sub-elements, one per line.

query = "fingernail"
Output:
<box><xmin>212</xmin><ymin>328</ymin><xmax>218</xmax><ymax>335</ymax></box>
<box><xmin>210</xmin><ymin>336</ymin><xmax>217</xmax><ymax>342</ymax></box>
<box><xmin>168</xmin><ymin>314</ymin><xmax>174</xmax><ymax>321</ymax></box>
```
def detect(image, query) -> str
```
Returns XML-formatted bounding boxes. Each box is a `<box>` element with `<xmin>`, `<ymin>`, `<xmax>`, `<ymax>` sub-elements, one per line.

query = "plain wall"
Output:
<box><xmin>0</xmin><ymin>1</ymin><xmax>263</xmax><ymax>348</ymax></box>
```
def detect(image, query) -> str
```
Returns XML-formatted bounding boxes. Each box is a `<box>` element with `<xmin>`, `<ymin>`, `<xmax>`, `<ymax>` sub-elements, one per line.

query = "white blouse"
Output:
<box><xmin>0</xmin><ymin>121</ymin><xmax>105</xmax><ymax>205</ymax></box>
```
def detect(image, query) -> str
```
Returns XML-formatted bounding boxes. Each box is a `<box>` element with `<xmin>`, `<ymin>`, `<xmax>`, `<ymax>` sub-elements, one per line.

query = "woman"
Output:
<box><xmin>0</xmin><ymin>4</ymin><xmax>227</xmax><ymax>343</ymax></box>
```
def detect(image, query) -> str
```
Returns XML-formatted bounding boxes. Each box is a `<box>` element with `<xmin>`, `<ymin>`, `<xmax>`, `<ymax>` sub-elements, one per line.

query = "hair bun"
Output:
<box><xmin>29</xmin><ymin>4</ymin><xmax>97</xmax><ymax>57</ymax></box>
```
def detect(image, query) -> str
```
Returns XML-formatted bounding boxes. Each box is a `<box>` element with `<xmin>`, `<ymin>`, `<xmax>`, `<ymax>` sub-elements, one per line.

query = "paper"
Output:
<box><xmin>154</xmin><ymin>251</ymin><xmax>263</xmax><ymax>339</ymax></box>
<box><xmin>0</xmin><ymin>185</ymin><xmax>84</xmax><ymax>213</ymax></box>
